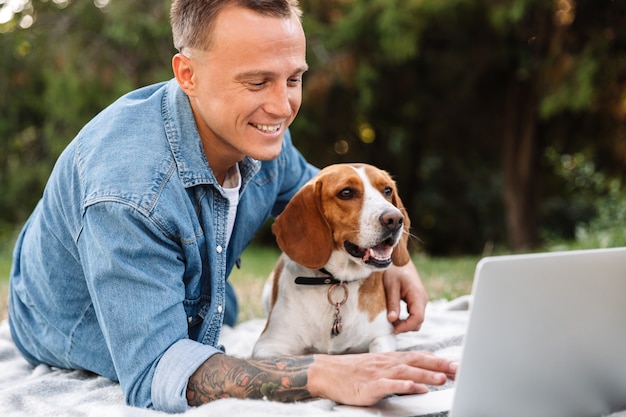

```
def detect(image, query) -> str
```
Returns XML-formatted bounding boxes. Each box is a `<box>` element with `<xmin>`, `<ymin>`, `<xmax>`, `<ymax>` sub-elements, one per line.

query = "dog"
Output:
<box><xmin>251</xmin><ymin>163</ymin><xmax>411</xmax><ymax>358</ymax></box>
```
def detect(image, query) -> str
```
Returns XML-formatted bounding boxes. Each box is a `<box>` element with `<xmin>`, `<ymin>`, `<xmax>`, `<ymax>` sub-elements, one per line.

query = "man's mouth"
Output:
<box><xmin>251</xmin><ymin>123</ymin><xmax>281</xmax><ymax>133</ymax></box>
<box><xmin>344</xmin><ymin>238</ymin><xmax>396</xmax><ymax>268</ymax></box>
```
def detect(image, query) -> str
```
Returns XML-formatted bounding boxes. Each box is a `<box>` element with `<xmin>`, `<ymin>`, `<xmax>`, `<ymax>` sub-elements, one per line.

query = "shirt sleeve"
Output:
<box><xmin>151</xmin><ymin>339</ymin><xmax>223</xmax><ymax>412</ymax></box>
<box><xmin>77</xmin><ymin>201</ymin><xmax>210</xmax><ymax>411</ymax></box>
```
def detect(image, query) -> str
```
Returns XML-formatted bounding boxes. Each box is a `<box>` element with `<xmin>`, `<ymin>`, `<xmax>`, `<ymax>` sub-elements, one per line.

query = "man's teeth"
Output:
<box><xmin>253</xmin><ymin>123</ymin><xmax>280</xmax><ymax>133</ymax></box>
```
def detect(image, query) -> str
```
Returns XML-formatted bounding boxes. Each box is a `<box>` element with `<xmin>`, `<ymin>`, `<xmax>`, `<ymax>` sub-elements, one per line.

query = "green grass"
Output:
<box><xmin>0</xmin><ymin>255</ymin><xmax>11</xmax><ymax>284</ymax></box>
<box><xmin>228</xmin><ymin>245</ymin><xmax>282</xmax><ymax>322</ymax></box>
<box><xmin>412</xmin><ymin>254</ymin><xmax>479</xmax><ymax>300</ymax></box>
<box><xmin>0</xmin><ymin>231</ymin><xmax>16</xmax><ymax>321</ymax></box>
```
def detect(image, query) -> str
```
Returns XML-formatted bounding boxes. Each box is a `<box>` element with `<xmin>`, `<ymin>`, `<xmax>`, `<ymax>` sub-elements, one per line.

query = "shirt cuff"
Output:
<box><xmin>151</xmin><ymin>339</ymin><xmax>222</xmax><ymax>413</ymax></box>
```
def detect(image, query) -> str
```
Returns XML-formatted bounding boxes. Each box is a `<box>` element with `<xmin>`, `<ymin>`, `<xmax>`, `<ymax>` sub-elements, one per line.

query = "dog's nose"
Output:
<box><xmin>379</xmin><ymin>210</ymin><xmax>404</xmax><ymax>231</ymax></box>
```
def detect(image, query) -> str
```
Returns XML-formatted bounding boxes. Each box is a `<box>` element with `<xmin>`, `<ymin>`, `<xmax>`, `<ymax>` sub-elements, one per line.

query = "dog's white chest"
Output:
<box><xmin>295</xmin><ymin>284</ymin><xmax>375</xmax><ymax>352</ymax></box>
<box><xmin>252</xmin><ymin>269</ymin><xmax>396</xmax><ymax>358</ymax></box>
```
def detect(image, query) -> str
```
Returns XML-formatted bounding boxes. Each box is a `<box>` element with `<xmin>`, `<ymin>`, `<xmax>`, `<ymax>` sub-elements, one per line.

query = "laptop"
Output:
<box><xmin>336</xmin><ymin>246</ymin><xmax>626</xmax><ymax>417</ymax></box>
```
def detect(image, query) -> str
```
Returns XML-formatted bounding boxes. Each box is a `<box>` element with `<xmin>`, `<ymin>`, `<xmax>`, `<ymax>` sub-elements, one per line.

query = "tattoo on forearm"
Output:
<box><xmin>186</xmin><ymin>354</ymin><xmax>314</xmax><ymax>405</ymax></box>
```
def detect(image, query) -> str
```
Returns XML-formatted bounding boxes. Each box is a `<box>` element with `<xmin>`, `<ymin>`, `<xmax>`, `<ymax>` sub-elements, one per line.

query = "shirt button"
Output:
<box><xmin>216</xmin><ymin>245</ymin><xmax>223</xmax><ymax>253</ymax></box>
<box><xmin>217</xmin><ymin>305</ymin><xmax>223</xmax><ymax>313</ymax></box>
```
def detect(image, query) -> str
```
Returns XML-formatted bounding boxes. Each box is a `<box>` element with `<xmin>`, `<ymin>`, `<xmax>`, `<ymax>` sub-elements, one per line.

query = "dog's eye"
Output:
<box><xmin>383</xmin><ymin>186</ymin><xmax>393</xmax><ymax>198</ymax></box>
<box><xmin>338</xmin><ymin>188</ymin><xmax>355</xmax><ymax>200</ymax></box>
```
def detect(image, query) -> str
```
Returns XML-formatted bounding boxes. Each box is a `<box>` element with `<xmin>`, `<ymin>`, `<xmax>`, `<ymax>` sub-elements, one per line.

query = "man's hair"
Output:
<box><xmin>171</xmin><ymin>0</ymin><xmax>302</xmax><ymax>53</ymax></box>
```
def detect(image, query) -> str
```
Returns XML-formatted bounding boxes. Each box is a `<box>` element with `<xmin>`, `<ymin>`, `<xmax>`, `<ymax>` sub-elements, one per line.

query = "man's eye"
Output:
<box><xmin>248</xmin><ymin>81</ymin><xmax>266</xmax><ymax>89</ymax></box>
<box><xmin>288</xmin><ymin>77</ymin><xmax>302</xmax><ymax>86</ymax></box>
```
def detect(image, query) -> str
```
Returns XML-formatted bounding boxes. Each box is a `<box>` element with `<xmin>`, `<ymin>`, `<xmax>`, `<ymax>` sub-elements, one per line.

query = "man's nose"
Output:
<box><xmin>265</xmin><ymin>83</ymin><xmax>295</xmax><ymax>117</ymax></box>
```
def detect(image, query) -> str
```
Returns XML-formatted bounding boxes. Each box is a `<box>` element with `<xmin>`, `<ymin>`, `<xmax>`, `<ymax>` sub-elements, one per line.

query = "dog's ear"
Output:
<box><xmin>391</xmin><ymin>186</ymin><xmax>411</xmax><ymax>267</ymax></box>
<box><xmin>272</xmin><ymin>180</ymin><xmax>334</xmax><ymax>269</ymax></box>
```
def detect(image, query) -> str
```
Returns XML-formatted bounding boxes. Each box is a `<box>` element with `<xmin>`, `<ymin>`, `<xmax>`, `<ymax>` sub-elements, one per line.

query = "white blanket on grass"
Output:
<box><xmin>2</xmin><ymin>296</ymin><xmax>619</xmax><ymax>417</ymax></box>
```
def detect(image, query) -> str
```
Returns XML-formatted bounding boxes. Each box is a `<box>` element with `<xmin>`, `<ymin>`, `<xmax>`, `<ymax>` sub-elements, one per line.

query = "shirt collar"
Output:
<box><xmin>163</xmin><ymin>79</ymin><xmax>260</xmax><ymax>189</ymax></box>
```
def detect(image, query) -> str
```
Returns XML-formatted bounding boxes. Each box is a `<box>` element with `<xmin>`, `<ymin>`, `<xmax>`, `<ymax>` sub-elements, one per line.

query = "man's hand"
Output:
<box><xmin>308</xmin><ymin>351</ymin><xmax>457</xmax><ymax>406</ymax></box>
<box><xmin>383</xmin><ymin>260</ymin><xmax>429</xmax><ymax>333</ymax></box>
<box><xmin>187</xmin><ymin>351</ymin><xmax>457</xmax><ymax>407</ymax></box>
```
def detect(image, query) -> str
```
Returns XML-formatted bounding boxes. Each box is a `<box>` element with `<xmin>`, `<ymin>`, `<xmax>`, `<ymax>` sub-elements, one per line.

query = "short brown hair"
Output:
<box><xmin>171</xmin><ymin>0</ymin><xmax>302</xmax><ymax>53</ymax></box>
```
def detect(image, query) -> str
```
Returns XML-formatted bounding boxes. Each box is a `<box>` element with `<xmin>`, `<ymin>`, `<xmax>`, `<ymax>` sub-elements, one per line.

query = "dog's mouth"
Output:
<box><xmin>344</xmin><ymin>238</ymin><xmax>395</xmax><ymax>268</ymax></box>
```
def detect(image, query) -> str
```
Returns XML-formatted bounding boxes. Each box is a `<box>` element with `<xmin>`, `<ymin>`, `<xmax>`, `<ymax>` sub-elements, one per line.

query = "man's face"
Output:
<box><xmin>184</xmin><ymin>6</ymin><xmax>308</xmax><ymax>168</ymax></box>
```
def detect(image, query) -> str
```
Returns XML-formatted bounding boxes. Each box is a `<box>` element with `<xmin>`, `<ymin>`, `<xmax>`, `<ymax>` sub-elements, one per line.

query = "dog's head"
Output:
<box><xmin>272</xmin><ymin>163</ymin><xmax>411</xmax><ymax>274</ymax></box>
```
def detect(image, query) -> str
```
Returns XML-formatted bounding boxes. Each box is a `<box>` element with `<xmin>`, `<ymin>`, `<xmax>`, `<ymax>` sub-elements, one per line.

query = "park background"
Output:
<box><xmin>1</xmin><ymin>0</ymin><xmax>625</xmax><ymax>320</ymax></box>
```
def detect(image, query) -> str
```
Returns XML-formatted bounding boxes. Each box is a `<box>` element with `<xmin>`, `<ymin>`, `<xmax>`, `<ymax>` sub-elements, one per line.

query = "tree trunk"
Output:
<box><xmin>502</xmin><ymin>77</ymin><xmax>541</xmax><ymax>251</ymax></box>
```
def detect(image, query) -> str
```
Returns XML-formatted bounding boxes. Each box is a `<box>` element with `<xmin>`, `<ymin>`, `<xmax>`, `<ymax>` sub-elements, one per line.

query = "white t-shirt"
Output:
<box><xmin>222</xmin><ymin>163</ymin><xmax>241</xmax><ymax>249</ymax></box>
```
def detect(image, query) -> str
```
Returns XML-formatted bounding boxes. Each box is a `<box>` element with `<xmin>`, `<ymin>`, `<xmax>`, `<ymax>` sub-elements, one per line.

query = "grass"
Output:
<box><xmin>0</xmin><ymin>233</ymin><xmax>15</xmax><ymax>322</ymax></box>
<box><xmin>228</xmin><ymin>245</ymin><xmax>281</xmax><ymax>322</ymax></box>
<box><xmin>412</xmin><ymin>254</ymin><xmax>479</xmax><ymax>300</ymax></box>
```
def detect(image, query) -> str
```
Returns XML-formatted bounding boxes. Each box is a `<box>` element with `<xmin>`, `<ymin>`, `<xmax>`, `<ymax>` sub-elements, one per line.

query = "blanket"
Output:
<box><xmin>1</xmin><ymin>297</ymin><xmax>621</xmax><ymax>417</ymax></box>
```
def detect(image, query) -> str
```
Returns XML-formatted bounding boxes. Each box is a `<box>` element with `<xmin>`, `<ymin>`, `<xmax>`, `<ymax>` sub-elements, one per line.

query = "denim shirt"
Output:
<box><xmin>8</xmin><ymin>79</ymin><xmax>317</xmax><ymax>412</ymax></box>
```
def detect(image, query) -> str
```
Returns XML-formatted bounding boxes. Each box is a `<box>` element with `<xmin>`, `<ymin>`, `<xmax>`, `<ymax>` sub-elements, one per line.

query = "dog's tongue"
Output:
<box><xmin>364</xmin><ymin>243</ymin><xmax>393</xmax><ymax>261</ymax></box>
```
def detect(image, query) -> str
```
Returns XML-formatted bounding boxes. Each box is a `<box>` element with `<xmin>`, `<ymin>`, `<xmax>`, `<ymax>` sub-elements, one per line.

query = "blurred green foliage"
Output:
<box><xmin>0</xmin><ymin>0</ymin><xmax>625</xmax><ymax>255</ymax></box>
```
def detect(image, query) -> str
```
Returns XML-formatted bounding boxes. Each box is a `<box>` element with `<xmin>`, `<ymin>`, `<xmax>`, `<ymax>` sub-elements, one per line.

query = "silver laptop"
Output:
<box><xmin>337</xmin><ymin>246</ymin><xmax>626</xmax><ymax>417</ymax></box>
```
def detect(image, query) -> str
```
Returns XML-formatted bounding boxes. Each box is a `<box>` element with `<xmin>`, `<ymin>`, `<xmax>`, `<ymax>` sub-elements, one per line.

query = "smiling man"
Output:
<box><xmin>8</xmin><ymin>0</ymin><xmax>456</xmax><ymax>413</ymax></box>
<box><xmin>174</xmin><ymin>6</ymin><xmax>309</xmax><ymax>182</ymax></box>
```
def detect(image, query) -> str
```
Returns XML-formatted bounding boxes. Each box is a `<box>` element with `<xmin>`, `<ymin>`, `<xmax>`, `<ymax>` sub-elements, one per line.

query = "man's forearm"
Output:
<box><xmin>186</xmin><ymin>353</ymin><xmax>314</xmax><ymax>405</ymax></box>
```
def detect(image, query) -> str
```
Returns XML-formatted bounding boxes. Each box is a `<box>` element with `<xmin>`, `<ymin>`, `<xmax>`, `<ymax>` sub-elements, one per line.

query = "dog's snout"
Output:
<box><xmin>379</xmin><ymin>210</ymin><xmax>404</xmax><ymax>232</ymax></box>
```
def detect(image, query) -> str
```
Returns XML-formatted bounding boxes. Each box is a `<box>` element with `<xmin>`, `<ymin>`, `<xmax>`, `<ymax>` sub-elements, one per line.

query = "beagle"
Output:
<box><xmin>252</xmin><ymin>163</ymin><xmax>411</xmax><ymax>358</ymax></box>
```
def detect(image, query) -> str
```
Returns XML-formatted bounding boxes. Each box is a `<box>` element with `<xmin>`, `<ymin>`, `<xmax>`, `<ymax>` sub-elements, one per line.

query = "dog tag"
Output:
<box><xmin>328</xmin><ymin>283</ymin><xmax>348</xmax><ymax>337</ymax></box>
<box><xmin>331</xmin><ymin>308</ymin><xmax>343</xmax><ymax>336</ymax></box>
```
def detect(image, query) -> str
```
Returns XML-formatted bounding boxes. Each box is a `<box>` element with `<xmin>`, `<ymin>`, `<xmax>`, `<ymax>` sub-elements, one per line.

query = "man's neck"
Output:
<box><xmin>191</xmin><ymin>111</ymin><xmax>241</xmax><ymax>186</ymax></box>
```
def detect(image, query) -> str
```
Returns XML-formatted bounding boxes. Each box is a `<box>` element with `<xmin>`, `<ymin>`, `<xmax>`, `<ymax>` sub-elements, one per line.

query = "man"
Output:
<box><xmin>8</xmin><ymin>0</ymin><xmax>457</xmax><ymax>413</ymax></box>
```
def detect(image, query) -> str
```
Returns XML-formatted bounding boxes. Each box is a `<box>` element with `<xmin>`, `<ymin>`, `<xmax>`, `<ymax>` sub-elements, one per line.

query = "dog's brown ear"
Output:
<box><xmin>391</xmin><ymin>187</ymin><xmax>411</xmax><ymax>267</ymax></box>
<box><xmin>272</xmin><ymin>181</ymin><xmax>333</xmax><ymax>269</ymax></box>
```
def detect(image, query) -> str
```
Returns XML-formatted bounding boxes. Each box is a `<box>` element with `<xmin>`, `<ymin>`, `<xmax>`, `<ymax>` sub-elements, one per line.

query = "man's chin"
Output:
<box><xmin>247</xmin><ymin>139</ymin><xmax>284</xmax><ymax>161</ymax></box>
<box><xmin>250</xmin><ymin>148</ymin><xmax>283</xmax><ymax>161</ymax></box>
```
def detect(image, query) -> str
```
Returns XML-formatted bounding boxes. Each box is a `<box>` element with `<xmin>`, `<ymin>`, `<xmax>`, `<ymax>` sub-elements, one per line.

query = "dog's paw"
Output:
<box><xmin>368</xmin><ymin>334</ymin><xmax>397</xmax><ymax>353</ymax></box>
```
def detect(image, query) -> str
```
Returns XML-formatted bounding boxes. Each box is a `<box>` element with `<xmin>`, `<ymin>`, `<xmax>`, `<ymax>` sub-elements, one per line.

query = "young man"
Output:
<box><xmin>8</xmin><ymin>0</ymin><xmax>456</xmax><ymax>413</ymax></box>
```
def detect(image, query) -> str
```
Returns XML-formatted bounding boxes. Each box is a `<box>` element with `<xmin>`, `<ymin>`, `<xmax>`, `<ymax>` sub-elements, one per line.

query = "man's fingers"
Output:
<box><xmin>384</xmin><ymin>275</ymin><xmax>401</xmax><ymax>323</ymax></box>
<box><xmin>355</xmin><ymin>379</ymin><xmax>429</xmax><ymax>406</ymax></box>
<box><xmin>406</xmin><ymin>351</ymin><xmax>458</xmax><ymax>374</ymax></box>
<box><xmin>368</xmin><ymin>352</ymin><xmax>456</xmax><ymax>388</ymax></box>
<box><xmin>392</xmin><ymin>288</ymin><xmax>426</xmax><ymax>333</ymax></box>
<box><xmin>376</xmin><ymin>379</ymin><xmax>430</xmax><ymax>398</ymax></box>
<box><xmin>309</xmin><ymin>351</ymin><xmax>457</xmax><ymax>407</ymax></box>
<box><xmin>383</xmin><ymin>260</ymin><xmax>429</xmax><ymax>333</ymax></box>
<box><xmin>392</xmin><ymin>315</ymin><xmax>420</xmax><ymax>334</ymax></box>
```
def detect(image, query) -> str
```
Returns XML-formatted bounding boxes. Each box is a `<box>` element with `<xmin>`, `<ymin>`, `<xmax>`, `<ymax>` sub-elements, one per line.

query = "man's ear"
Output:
<box><xmin>172</xmin><ymin>53</ymin><xmax>196</xmax><ymax>97</ymax></box>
